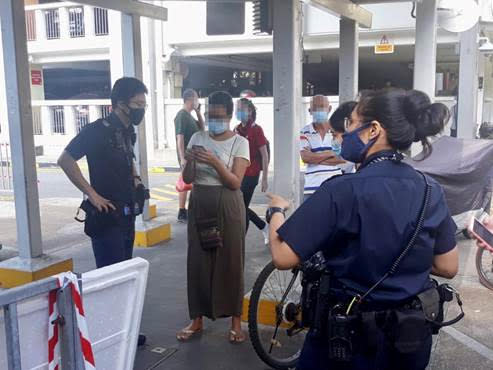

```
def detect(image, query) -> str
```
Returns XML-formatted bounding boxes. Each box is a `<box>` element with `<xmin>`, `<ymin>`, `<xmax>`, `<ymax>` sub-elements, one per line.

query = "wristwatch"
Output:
<box><xmin>266</xmin><ymin>207</ymin><xmax>286</xmax><ymax>224</ymax></box>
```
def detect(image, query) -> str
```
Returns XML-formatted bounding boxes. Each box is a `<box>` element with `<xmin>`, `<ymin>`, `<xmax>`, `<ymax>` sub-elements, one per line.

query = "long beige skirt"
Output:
<box><xmin>187</xmin><ymin>184</ymin><xmax>246</xmax><ymax>320</ymax></box>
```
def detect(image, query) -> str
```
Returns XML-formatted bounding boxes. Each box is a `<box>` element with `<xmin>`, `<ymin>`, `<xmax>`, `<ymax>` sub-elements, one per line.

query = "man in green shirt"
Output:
<box><xmin>174</xmin><ymin>88</ymin><xmax>204</xmax><ymax>222</ymax></box>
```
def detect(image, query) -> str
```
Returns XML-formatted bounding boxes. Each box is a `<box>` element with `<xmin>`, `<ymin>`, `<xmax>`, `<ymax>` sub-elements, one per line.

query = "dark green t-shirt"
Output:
<box><xmin>174</xmin><ymin>109</ymin><xmax>199</xmax><ymax>149</ymax></box>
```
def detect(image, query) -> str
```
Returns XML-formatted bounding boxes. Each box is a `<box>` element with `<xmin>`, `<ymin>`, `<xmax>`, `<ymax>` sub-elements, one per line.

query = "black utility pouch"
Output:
<box><xmin>386</xmin><ymin>309</ymin><xmax>430</xmax><ymax>354</ymax></box>
<box><xmin>327</xmin><ymin>314</ymin><xmax>358</xmax><ymax>362</ymax></box>
<box><xmin>196</xmin><ymin>217</ymin><xmax>223</xmax><ymax>250</ymax></box>
<box><xmin>76</xmin><ymin>200</ymin><xmax>118</xmax><ymax>238</ymax></box>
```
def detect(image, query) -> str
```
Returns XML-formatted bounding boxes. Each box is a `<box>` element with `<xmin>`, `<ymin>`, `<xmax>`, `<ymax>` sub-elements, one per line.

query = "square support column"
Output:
<box><xmin>457</xmin><ymin>25</ymin><xmax>480</xmax><ymax>139</ymax></box>
<box><xmin>413</xmin><ymin>0</ymin><xmax>437</xmax><ymax>99</ymax></box>
<box><xmin>339</xmin><ymin>18</ymin><xmax>359</xmax><ymax>104</ymax></box>
<box><xmin>0</xmin><ymin>0</ymin><xmax>42</xmax><ymax>258</ymax></box>
<box><xmin>109</xmin><ymin>10</ymin><xmax>170</xmax><ymax>246</ymax></box>
<box><xmin>0</xmin><ymin>0</ymin><xmax>72</xmax><ymax>287</ymax></box>
<box><xmin>272</xmin><ymin>0</ymin><xmax>302</xmax><ymax>208</ymax></box>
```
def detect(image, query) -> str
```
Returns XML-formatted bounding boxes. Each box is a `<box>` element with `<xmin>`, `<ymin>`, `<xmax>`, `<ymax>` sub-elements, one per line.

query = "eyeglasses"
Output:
<box><xmin>128</xmin><ymin>102</ymin><xmax>148</xmax><ymax>109</ymax></box>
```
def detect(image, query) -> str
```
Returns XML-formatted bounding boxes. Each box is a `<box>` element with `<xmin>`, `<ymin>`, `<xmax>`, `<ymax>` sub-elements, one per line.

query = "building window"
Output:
<box><xmin>75</xmin><ymin>106</ymin><xmax>89</xmax><ymax>133</ymax></box>
<box><xmin>33</xmin><ymin>107</ymin><xmax>42</xmax><ymax>135</ymax></box>
<box><xmin>51</xmin><ymin>106</ymin><xmax>65</xmax><ymax>134</ymax></box>
<box><xmin>44</xmin><ymin>9</ymin><xmax>60</xmax><ymax>39</ymax></box>
<box><xmin>26</xmin><ymin>10</ymin><xmax>37</xmax><ymax>41</ymax></box>
<box><xmin>101</xmin><ymin>105</ymin><xmax>112</xmax><ymax>118</ymax></box>
<box><xmin>94</xmin><ymin>8</ymin><xmax>109</xmax><ymax>36</ymax></box>
<box><xmin>69</xmin><ymin>7</ymin><xmax>85</xmax><ymax>38</ymax></box>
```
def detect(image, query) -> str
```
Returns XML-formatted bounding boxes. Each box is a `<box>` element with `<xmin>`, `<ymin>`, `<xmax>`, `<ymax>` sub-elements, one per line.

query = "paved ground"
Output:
<box><xmin>1</xmin><ymin>168</ymin><xmax>493</xmax><ymax>369</ymax></box>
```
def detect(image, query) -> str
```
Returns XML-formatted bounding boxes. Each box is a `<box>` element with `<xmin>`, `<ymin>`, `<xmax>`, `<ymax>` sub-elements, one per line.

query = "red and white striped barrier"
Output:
<box><xmin>48</xmin><ymin>272</ymin><xmax>95</xmax><ymax>370</ymax></box>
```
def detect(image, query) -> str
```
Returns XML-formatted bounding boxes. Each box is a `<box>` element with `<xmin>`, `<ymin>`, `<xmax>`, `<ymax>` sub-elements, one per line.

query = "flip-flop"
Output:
<box><xmin>176</xmin><ymin>327</ymin><xmax>202</xmax><ymax>341</ymax></box>
<box><xmin>229</xmin><ymin>330</ymin><xmax>246</xmax><ymax>344</ymax></box>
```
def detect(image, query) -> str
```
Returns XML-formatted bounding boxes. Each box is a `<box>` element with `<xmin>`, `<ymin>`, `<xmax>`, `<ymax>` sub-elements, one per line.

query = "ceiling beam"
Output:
<box><xmin>69</xmin><ymin>0</ymin><xmax>167</xmax><ymax>21</ymax></box>
<box><xmin>309</xmin><ymin>0</ymin><xmax>372</xmax><ymax>28</ymax></box>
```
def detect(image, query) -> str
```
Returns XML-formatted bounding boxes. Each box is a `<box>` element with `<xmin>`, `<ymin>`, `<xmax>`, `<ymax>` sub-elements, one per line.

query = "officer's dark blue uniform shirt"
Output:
<box><xmin>277</xmin><ymin>151</ymin><xmax>457</xmax><ymax>303</ymax></box>
<box><xmin>65</xmin><ymin>113</ymin><xmax>135</xmax><ymax>204</ymax></box>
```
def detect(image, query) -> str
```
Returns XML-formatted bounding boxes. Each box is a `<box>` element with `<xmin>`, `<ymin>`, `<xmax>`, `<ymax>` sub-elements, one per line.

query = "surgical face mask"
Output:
<box><xmin>340</xmin><ymin>123</ymin><xmax>377</xmax><ymax>163</ymax></box>
<box><xmin>332</xmin><ymin>139</ymin><xmax>342</xmax><ymax>156</ymax></box>
<box><xmin>208</xmin><ymin>119</ymin><xmax>227</xmax><ymax>135</ymax></box>
<box><xmin>126</xmin><ymin>105</ymin><xmax>146</xmax><ymax>126</ymax></box>
<box><xmin>236</xmin><ymin>110</ymin><xmax>249</xmax><ymax>123</ymax></box>
<box><xmin>312</xmin><ymin>110</ymin><xmax>329</xmax><ymax>124</ymax></box>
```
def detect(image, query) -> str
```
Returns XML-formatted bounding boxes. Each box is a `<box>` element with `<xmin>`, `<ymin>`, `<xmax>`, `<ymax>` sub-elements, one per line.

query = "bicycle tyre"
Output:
<box><xmin>248</xmin><ymin>262</ymin><xmax>301</xmax><ymax>370</ymax></box>
<box><xmin>476</xmin><ymin>247</ymin><xmax>493</xmax><ymax>291</ymax></box>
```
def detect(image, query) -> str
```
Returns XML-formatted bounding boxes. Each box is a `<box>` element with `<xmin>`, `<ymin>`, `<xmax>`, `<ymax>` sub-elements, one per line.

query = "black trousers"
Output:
<box><xmin>240</xmin><ymin>174</ymin><xmax>266</xmax><ymax>232</ymax></box>
<box><xmin>297</xmin><ymin>328</ymin><xmax>432</xmax><ymax>370</ymax></box>
<box><xmin>90</xmin><ymin>217</ymin><xmax>135</xmax><ymax>268</ymax></box>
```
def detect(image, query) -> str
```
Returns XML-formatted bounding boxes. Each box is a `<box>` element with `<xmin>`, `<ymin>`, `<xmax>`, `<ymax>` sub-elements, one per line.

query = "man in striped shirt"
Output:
<box><xmin>300</xmin><ymin>95</ymin><xmax>345</xmax><ymax>201</ymax></box>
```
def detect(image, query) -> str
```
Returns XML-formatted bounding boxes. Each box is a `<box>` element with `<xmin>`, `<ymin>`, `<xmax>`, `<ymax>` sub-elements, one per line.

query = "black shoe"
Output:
<box><xmin>177</xmin><ymin>208</ymin><xmax>188</xmax><ymax>223</ymax></box>
<box><xmin>138</xmin><ymin>334</ymin><xmax>147</xmax><ymax>346</ymax></box>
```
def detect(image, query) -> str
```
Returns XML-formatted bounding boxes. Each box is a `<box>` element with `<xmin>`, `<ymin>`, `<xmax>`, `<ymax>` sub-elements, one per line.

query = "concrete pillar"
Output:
<box><xmin>64</xmin><ymin>106</ymin><xmax>76</xmax><ymax>137</ymax></box>
<box><xmin>0</xmin><ymin>0</ymin><xmax>42</xmax><ymax>257</ymax></box>
<box><xmin>272</xmin><ymin>0</ymin><xmax>302</xmax><ymax>207</ymax></box>
<box><xmin>34</xmin><ymin>9</ymin><xmax>46</xmax><ymax>41</ymax></box>
<box><xmin>339</xmin><ymin>18</ymin><xmax>359</xmax><ymax>103</ymax></box>
<box><xmin>88</xmin><ymin>105</ymin><xmax>100</xmax><ymax>122</ymax></box>
<box><xmin>413</xmin><ymin>0</ymin><xmax>437</xmax><ymax>99</ymax></box>
<box><xmin>58</xmin><ymin>6</ymin><xmax>70</xmax><ymax>39</ymax></box>
<box><xmin>457</xmin><ymin>25</ymin><xmax>480</xmax><ymax>139</ymax></box>
<box><xmin>83</xmin><ymin>5</ymin><xmax>95</xmax><ymax>37</ymax></box>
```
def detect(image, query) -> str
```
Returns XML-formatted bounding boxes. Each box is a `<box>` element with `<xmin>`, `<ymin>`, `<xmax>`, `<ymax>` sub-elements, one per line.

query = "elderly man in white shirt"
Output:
<box><xmin>300</xmin><ymin>95</ymin><xmax>346</xmax><ymax>201</ymax></box>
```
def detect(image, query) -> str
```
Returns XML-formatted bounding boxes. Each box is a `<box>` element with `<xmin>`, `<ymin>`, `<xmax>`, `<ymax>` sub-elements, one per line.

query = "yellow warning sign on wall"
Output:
<box><xmin>374</xmin><ymin>35</ymin><xmax>394</xmax><ymax>54</ymax></box>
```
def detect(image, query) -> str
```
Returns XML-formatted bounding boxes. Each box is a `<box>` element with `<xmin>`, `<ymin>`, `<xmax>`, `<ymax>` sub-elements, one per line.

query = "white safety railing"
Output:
<box><xmin>33</xmin><ymin>106</ymin><xmax>42</xmax><ymax>135</ymax></box>
<box><xmin>0</xmin><ymin>142</ymin><xmax>13</xmax><ymax>191</ymax></box>
<box><xmin>25</xmin><ymin>3</ymin><xmax>109</xmax><ymax>42</ymax></box>
<box><xmin>101</xmin><ymin>105</ymin><xmax>112</xmax><ymax>118</ymax></box>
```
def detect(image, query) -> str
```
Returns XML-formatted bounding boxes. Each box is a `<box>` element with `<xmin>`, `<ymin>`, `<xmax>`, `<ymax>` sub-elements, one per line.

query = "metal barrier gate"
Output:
<box><xmin>0</xmin><ymin>276</ymin><xmax>85</xmax><ymax>370</ymax></box>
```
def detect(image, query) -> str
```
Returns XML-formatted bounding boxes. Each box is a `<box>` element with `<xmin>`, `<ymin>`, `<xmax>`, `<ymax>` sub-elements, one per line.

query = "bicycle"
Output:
<box><xmin>248</xmin><ymin>253</ymin><xmax>326</xmax><ymax>369</ymax></box>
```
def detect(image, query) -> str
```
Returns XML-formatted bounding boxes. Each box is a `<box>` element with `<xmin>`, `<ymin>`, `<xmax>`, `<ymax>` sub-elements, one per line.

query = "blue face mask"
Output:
<box><xmin>312</xmin><ymin>111</ymin><xmax>329</xmax><ymax>124</ymax></box>
<box><xmin>208</xmin><ymin>119</ymin><xmax>227</xmax><ymax>135</ymax></box>
<box><xmin>236</xmin><ymin>110</ymin><xmax>249</xmax><ymax>123</ymax></box>
<box><xmin>332</xmin><ymin>140</ymin><xmax>342</xmax><ymax>156</ymax></box>
<box><xmin>340</xmin><ymin>123</ymin><xmax>377</xmax><ymax>163</ymax></box>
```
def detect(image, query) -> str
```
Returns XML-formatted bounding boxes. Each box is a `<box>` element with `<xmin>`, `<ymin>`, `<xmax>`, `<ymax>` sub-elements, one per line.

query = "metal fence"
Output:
<box><xmin>94</xmin><ymin>7</ymin><xmax>109</xmax><ymax>36</ymax></box>
<box><xmin>0</xmin><ymin>142</ymin><xmax>13</xmax><ymax>191</ymax></box>
<box><xmin>69</xmin><ymin>7</ymin><xmax>85</xmax><ymax>38</ymax></box>
<box><xmin>44</xmin><ymin>9</ymin><xmax>60</xmax><ymax>39</ymax></box>
<box><xmin>25</xmin><ymin>10</ymin><xmax>37</xmax><ymax>41</ymax></box>
<box><xmin>51</xmin><ymin>106</ymin><xmax>65</xmax><ymax>135</ymax></box>
<box><xmin>0</xmin><ymin>277</ymin><xmax>85</xmax><ymax>370</ymax></box>
<box><xmin>75</xmin><ymin>106</ymin><xmax>89</xmax><ymax>133</ymax></box>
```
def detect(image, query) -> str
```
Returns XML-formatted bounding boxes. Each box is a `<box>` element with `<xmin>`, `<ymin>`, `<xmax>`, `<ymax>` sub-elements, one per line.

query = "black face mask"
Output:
<box><xmin>126</xmin><ymin>105</ymin><xmax>146</xmax><ymax>126</ymax></box>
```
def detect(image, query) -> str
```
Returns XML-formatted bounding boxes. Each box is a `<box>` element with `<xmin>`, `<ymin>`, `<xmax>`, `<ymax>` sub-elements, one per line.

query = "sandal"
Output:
<box><xmin>229</xmin><ymin>330</ymin><xmax>246</xmax><ymax>344</ymax></box>
<box><xmin>176</xmin><ymin>327</ymin><xmax>202</xmax><ymax>341</ymax></box>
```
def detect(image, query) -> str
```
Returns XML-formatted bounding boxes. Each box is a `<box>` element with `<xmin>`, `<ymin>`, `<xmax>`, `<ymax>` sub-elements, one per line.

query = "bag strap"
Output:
<box><xmin>357</xmin><ymin>172</ymin><xmax>432</xmax><ymax>304</ymax></box>
<box><xmin>216</xmin><ymin>136</ymin><xmax>239</xmax><ymax>214</ymax></box>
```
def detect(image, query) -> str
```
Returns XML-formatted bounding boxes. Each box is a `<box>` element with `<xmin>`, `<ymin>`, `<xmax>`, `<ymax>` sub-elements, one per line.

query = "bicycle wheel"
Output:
<box><xmin>248</xmin><ymin>262</ymin><xmax>306</xmax><ymax>370</ymax></box>
<box><xmin>476</xmin><ymin>247</ymin><xmax>493</xmax><ymax>291</ymax></box>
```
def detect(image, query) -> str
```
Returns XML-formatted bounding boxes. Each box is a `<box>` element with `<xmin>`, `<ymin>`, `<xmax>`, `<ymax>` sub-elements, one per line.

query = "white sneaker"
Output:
<box><xmin>262</xmin><ymin>228</ymin><xmax>269</xmax><ymax>246</ymax></box>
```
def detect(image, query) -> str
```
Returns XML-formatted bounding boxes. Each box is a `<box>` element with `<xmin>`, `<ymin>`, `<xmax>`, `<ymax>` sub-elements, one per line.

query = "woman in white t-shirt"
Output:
<box><xmin>177</xmin><ymin>91</ymin><xmax>251</xmax><ymax>343</ymax></box>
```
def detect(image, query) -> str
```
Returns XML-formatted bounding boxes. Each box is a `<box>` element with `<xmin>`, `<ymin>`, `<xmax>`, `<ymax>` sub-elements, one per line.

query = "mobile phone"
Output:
<box><xmin>192</xmin><ymin>145</ymin><xmax>206</xmax><ymax>152</ymax></box>
<box><xmin>469</xmin><ymin>217</ymin><xmax>493</xmax><ymax>249</ymax></box>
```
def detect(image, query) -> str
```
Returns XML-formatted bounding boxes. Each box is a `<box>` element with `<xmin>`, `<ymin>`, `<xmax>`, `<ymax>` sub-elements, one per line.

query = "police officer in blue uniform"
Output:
<box><xmin>266</xmin><ymin>89</ymin><xmax>459</xmax><ymax>370</ymax></box>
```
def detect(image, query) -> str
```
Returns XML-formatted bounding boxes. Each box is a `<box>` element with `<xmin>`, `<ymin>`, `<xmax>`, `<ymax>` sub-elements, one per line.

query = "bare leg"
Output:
<box><xmin>179</xmin><ymin>190</ymin><xmax>188</xmax><ymax>209</ymax></box>
<box><xmin>230</xmin><ymin>316</ymin><xmax>246</xmax><ymax>343</ymax></box>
